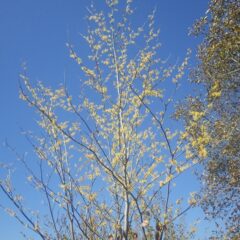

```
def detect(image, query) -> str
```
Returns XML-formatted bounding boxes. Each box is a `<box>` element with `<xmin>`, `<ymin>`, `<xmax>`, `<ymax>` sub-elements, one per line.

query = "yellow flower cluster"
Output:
<box><xmin>190</xmin><ymin>110</ymin><xmax>205</xmax><ymax>121</ymax></box>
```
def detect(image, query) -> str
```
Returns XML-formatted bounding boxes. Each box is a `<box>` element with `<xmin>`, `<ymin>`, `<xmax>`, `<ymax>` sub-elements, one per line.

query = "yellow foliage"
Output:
<box><xmin>209</xmin><ymin>81</ymin><xmax>221</xmax><ymax>98</ymax></box>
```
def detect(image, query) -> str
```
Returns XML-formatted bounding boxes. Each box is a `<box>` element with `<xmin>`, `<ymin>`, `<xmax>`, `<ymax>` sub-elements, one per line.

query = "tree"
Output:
<box><xmin>1</xmin><ymin>1</ymin><xmax>199</xmax><ymax>239</ymax></box>
<box><xmin>177</xmin><ymin>0</ymin><xmax>240</xmax><ymax>238</ymax></box>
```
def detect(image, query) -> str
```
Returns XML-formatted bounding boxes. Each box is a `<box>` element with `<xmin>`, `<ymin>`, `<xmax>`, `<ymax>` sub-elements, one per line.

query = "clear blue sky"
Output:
<box><xmin>0</xmin><ymin>0</ymin><xmax>210</xmax><ymax>239</ymax></box>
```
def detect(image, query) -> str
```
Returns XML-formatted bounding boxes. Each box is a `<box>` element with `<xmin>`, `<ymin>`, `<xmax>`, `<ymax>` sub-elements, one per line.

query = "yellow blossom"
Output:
<box><xmin>85</xmin><ymin>153</ymin><xmax>95</xmax><ymax>160</ymax></box>
<box><xmin>190</xmin><ymin>110</ymin><xmax>205</xmax><ymax>121</ymax></box>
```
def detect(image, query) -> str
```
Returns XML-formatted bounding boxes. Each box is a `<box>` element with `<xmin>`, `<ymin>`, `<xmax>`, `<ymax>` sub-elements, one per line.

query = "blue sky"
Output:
<box><xmin>0</xmin><ymin>0</ymin><xmax>210</xmax><ymax>239</ymax></box>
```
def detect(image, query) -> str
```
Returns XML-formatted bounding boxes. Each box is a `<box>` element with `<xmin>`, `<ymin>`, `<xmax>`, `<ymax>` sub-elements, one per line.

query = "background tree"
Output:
<box><xmin>1</xmin><ymin>0</ymin><xmax>199</xmax><ymax>239</ymax></box>
<box><xmin>176</xmin><ymin>0</ymin><xmax>240</xmax><ymax>238</ymax></box>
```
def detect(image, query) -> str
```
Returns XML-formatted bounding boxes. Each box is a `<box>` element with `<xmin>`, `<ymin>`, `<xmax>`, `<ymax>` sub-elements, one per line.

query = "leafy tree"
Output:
<box><xmin>177</xmin><ymin>0</ymin><xmax>240</xmax><ymax>238</ymax></box>
<box><xmin>1</xmin><ymin>1</ymin><xmax>199</xmax><ymax>239</ymax></box>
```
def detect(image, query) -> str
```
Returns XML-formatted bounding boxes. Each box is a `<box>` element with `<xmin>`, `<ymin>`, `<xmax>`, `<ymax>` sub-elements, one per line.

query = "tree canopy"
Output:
<box><xmin>177</xmin><ymin>0</ymin><xmax>240</xmax><ymax>238</ymax></box>
<box><xmin>0</xmin><ymin>0</ymin><xmax>239</xmax><ymax>239</ymax></box>
<box><xmin>0</xmin><ymin>1</ymin><xmax>199</xmax><ymax>239</ymax></box>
